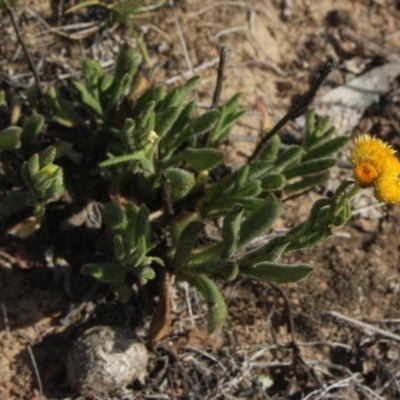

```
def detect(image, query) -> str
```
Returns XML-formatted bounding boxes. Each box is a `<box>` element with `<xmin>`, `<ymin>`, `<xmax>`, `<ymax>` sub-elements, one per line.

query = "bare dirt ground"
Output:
<box><xmin>1</xmin><ymin>0</ymin><xmax>400</xmax><ymax>399</ymax></box>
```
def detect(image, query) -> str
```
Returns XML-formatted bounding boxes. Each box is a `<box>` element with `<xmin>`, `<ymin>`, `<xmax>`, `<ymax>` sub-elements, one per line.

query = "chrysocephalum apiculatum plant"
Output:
<box><xmin>2</xmin><ymin>43</ymin><xmax>390</xmax><ymax>336</ymax></box>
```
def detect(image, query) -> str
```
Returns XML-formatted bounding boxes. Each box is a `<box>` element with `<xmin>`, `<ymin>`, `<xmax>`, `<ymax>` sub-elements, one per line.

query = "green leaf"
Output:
<box><xmin>21</xmin><ymin>115</ymin><xmax>44</xmax><ymax>144</ymax></box>
<box><xmin>303</xmin><ymin>109</ymin><xmax>316</xmax><ymax>150</ymax></box>
<box><xmin>0</xmin><ymin>191</ymin><xmax>36</xmax><ymax>215</ymax></box>
<box><xmin>132</xmin><ymin>85</ymin><xmax>165</xmax><ymax>116</ymax></box>
<box><xmin>284</xmin><ymin>158</ymin><xmax>336</xmax><ymax>179</ymax></box>
<box><xmin>170</xmin><ymin>211</ymin><xmax>200</xmax><ymax>247</ymax></box>
<box><xmin>234</xmin><ymin>181</ymin><xmax>263</xmax><ymax>198</ymax></box>
<box><xmin>170</xmin><ymin>109</ymin><xmax>220</xmax><ymax>150</ymax></box>
<box><xmin>44</xmin><ymin>86</ymin><xmax>82</xmax><ymax>128</ymax></box>
<box><xmin>73</xmin><ymin>81</ymin><xmax>104</xmax><ymax>116</ymax></box>
<box><xmin>247</xmin><ymin>161</ymin><xmax>274</xmax><ymax>182</ymax></box>
<box><xmin>221</xmin><ymin>204</ymin><xmax>244</xmax><ymax>259</ymax></box>
<box><xmin>257</xmin><ymin>134</ymin><xmax>281</xmax><ymax>162</ymax></box>
<box><xmin>104</xmin><ymin>43</ymin><xmax>138</xmax><ymax>111</ymax></box>
<box><xmin>158</xmin><ymin>76</ymin><xmax>199</xmax><ymax>111</ymax></box>
<box><xmin>188</xmin><ymin>260</ymin><xmax>238</xmax><ymax>281</ymax></box>
<box><xmin>239</xmin><ymin>236</ymin><xmax>292</xmax><ymax>267</ymax></box>
<box><xmin>81</xmin><ymin>262</ymin><xmax>126</xmax><ymax>283</ymax></box>
<box><xmin>136</xmin><ymin>204</ymin><xmax>150</xmax><ymax>240</ymax></box>
<box><xmin>39</xmin><ymin>146</ymin><xmax>57</xmax><ymax>167</ymax></box>
<box><xmin>272</xmin><ymin>145</ymin><xmax>303</xmax><ymax>172</ymax></box>
<box><xmin>103</xmin><ymin>201</ymin><xmax>127</xmax><ymax>234</ymax></box>
<box><xmin>0</xmin><ymin>126</ymin><xmax>22</xmax><ymax>150</ymax></box>
<box><xmin>164</xmin><ymin>168</ymin><xmax>196</xmax><ymax>201</ymax></box>
<box><xmin>284</xmin><ymin>172</ymin><xmax>330</xmax><ymax>194</ymax></box>
<box><xmin>114</xmin><ymin>234</ymin><xmax>126</xmax><ymax>261</ymax></box>
<box><xmin>183</xmin><ymin>273</ymin><xmax>227</xmax><ymax>334</ymax></box>
<box><xmin>164</xmin><ymin>101</ymin><xmax>196</xmax><ymax>141</ymax></box>
<box><xmin>135</xmin><ymin>265</ymin><xmax>156</xmax><ymax>285</ymax></box>
<box><xmin>183</xmin><ymin>148</ymin><xmax>224</xmax><ymax>171</ymax></box>
<box><xmin>240</xmin><ymin>262</ymin><xmax>313</xmax><ymax>283</ymax></box>
<box><xmin>82</xmin><ymin>59</ymin><xmax>104</xmax><ymax>99</ymax></box>
<box><xmin>99</xmin><ymin>150</ymin><xmax>146</xmax><ymax>168</ymax></box>
<box><xmin>27</xmin><ymin>153</ymin><xmax>40</xmax><ymax>176</ymax></box>
<box><xmin>238</xmin><ymin>196</ymin><xmax>283</xmax><ymax>248</ymax></box>
<box><xmin>174</xmin><ymin>221</ymin><xmax>204</xmax><ymax>270</ymax></box>
<box><xmin>209</xmin><ymin>93</ymin><xmax>245</xmax><ymax>147</ymax></box>
<box><xmin>261</xmin><ymin>173</ymin><xmax>286</xmax><ymax>191</ymax></box>
<box><xmin>302</xmin><ymin>136</ymin><xmax>350</xmax><ymax>162</ymax></box>
<box><xmin>154</xmin><ymin>105</ymin><xmax>181</xmax><ymax>139</ymax></box>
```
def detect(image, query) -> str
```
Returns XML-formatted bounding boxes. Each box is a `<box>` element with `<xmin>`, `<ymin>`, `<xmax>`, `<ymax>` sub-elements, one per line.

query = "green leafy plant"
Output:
<box><xmin>0</xmin><ymin>44</ymin><xmax>353</xmax><ymax>336</ymax></box>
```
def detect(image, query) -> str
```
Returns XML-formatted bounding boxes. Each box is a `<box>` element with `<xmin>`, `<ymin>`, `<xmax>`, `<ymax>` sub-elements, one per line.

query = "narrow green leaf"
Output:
<box><xmin>272</xmin><ymin>145</ymin><xmax>303</xmax><ymax>172</ymax></box>
<box><xmin>114</xmin><ymin>235</ymin><xmax>126</xmax><ymax>261</ymax></box>
<box><xmin>302</xmin><ymin>136</ymin><xmax>350</xmax><ymax>162</ymax></box>
<box><xmin>247</xmin><ymin>161</ymin><xmax>274</xmax><ymax>182</ymax></box>
<box><xmin>174</xmin><ymin>221</ymin><xmax>204</xmax><ymax>270</ymax></box>
<box><xmin>188</xmin><ymin>260</ymin><xmax>238</xmax><ymax>281</ymax></box>
<box><xmin>238</xmin><ymin>196</ymin><xmax>283</xmax><ymax>248</ymax></box>
<box><xmin>313</xmin><ymin>116</ymin><xmax>331</xmax><ymax>139</ymax></box>
<box><xmin>303</xmin><ymin>109</ymin><xmax>315</xmax><ymax>149</ymax></box>
<box><xmin>136</xmin><ymin>204</ymin><xmax>150</xmax><ymax>239</ymax></box>
<box><xmin>82</xmin><ymin>59</ymin><xmax>104</xmax><ymax>99</ymax></box>
<box><xmin>28</xmin><ymin>153</ymin><xmax>40</xmax><ymax>176</ymax></box>
<box><xmin>21</xmin><ymin>115</ymin><xmax>44</xmax><ymax>144</ymax></box>
<box><xmin>171</xmin><ymin>109</ymin><xmax>220</xmax><ymax>150</ymax></box>
<box><xmin>132</xmin><ymin>85</ymin><xmax>165</xmax><ymax>116</ymax></box>
<box><xmin>121</xmin><ymin>118</ymin><xmax>136</xmax><ymax>151</ymax></box>
<box><xmin>161</xmin><ymin>102</ymin><xmax>196</xmax><ymax>156</ymax></box>
<box><xmin>183</xmin><ymin>148</ymin><xmax>224</xmax><ymax>171</ymax></box>
<box><xmin>284</xmin><ymin>158</ymin><xmax>336</xmax><ymax>179</ymax></box>
<box><xmin>183</xmin><ymin>273</ymin><xmax>227</xmax><ymax>334</ymax></box>
<box><xmin>99</xmin><ymin>150</ymin><xmax>145</xmax><ymax>168</ymax></box>
<box><xmin>73</xmin><ymin>81</ymin><xmax>104</xmax><ymax>116</ymax></box>
<box><xmin>159</xmin><ymin>76</ymin><xmax>199</xmax><ymax>111</ymax></box>
<box><xmin>234</xmin><ymin>181</ymin><xmax>263</xmax><ymax>198</ymax></box>
<box><xmin>239</xmin><ymin>236</ymin><xmax>292</xmax><ymax>267</ymax></box>
<box><xmin>221</xmin><ymin>204</ymin><xmax>244</xmax><ymax>259</ymax></box>
<box><xmin>240</xmin><ymin>262</ymin><xmax>313</xmax><ymax>283</ymax></box>
<box><xmin>170</xmin><ymin>211</ymin><xmax>200</xmax><ymax>247</ymax></box>
<box><xmin>261</xmin><ymin>173</ymin><xmax>286</xmax><ymax>191</ymax></box>
<box><xmin>257</xmin><ymin>134</ymin><xmax>281</xmax><ymax>162</ymax></box>
<box><xmin>154</xmin><ymin>105</ymin><xmax>180</xmax><ymax>138</ymax></box>
<box><xmin>39</xmin><ymin>146</ymin><xmax>56</xmax><ymax>167</ymax></box>
<box><xmin>284</xmin><ymin>172</ymin><xmax>330</xmax><ymax>194</ymax></box>
<box><xmin>81</xmin><ymin>262</ymin><xmax>126</xmax><ymax>283</ymax></box>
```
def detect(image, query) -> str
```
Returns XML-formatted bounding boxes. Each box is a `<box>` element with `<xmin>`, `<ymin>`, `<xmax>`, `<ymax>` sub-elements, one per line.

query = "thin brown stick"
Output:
<box><xmin>249</xmin><ymin>59</ymin><xmax>336</xmax><ymax>162</ymax></box>
<box><xmin>28</xmin><ymin>345</ymin><xmax>43</xmax><ymax>399</ymax></box>
<box><xmin>1</xmin><ymin>0</ymin><xmax>42</xmax><ymax>96</ymax></box>
<box><xmin>211</xmin><ymin>47</ymin><xmax>227</xmax><ymax>109</ymax></box>
<box><xmin>0</xmin><ymin>298</ymin><xmax>10</xmax><ymax>339</ymax></box>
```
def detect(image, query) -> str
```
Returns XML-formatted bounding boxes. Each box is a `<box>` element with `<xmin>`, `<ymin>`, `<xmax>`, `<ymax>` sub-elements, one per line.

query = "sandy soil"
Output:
<box><xmin>1</xmin><ymin>0</ymin><xmax>400</xmax><ymax>399</ymax></box>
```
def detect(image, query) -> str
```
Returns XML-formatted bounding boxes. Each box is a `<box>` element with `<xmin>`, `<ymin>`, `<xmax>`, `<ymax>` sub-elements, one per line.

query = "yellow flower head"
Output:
<box><xmin>374</xmin><ymin>173</ymin><xmax>400</xmax><ymax>204</ymax></box>
<box><xmin>350</xmin><ymin>134</ymin><xmax>400</xmax><ymax>188</ymax></box>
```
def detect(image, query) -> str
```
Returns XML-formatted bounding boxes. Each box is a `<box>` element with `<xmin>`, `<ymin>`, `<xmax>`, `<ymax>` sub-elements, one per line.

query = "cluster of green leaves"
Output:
<box><xmin>0</xmin><ymin>89</ymin><xmax>64</xmax><ymax>217</ymax></box>
<box><xmin>0</xmin><ymin>44</ymin><xmax>351</xmax><ymax>334</ymax></box>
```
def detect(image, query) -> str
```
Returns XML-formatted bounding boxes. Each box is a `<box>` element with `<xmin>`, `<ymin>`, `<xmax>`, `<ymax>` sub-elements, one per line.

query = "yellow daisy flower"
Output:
<box><xmin>350</xmin><ymin>134</ymin><xmax>400</xmax><ymax>188</ymax></box>
<box><xmin>374</xmin><ymin>173</ymin><xmax>400</xmax><ymax>204</ymax></box>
